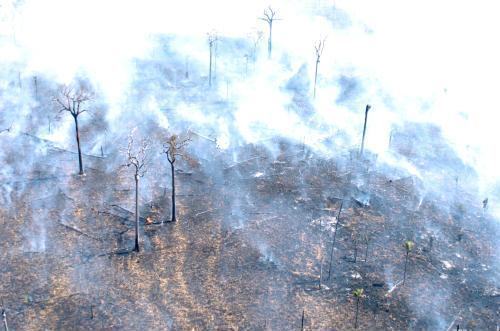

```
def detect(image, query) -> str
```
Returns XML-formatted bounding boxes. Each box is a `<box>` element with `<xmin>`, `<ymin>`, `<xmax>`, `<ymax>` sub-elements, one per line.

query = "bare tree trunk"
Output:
<box><xmin>314</xmin><ymin>58</ymin><xmax>319</xmax><ymax>98</ymax></box>
<box><xmin>209</xmin><ymin>44</ymin><xmax>213</xmax><ymax>87</ymax></box>
<box><xmin>403</xmin><ymin>251</ymin><xmax>409</xmax><ymax>285</ymax></box>
<box><xmin>360</xmin><ymin>105</ymin><xmax>370</xmax><ymax>155</ymax></box>
<box><xmin>2</xmin><ymin>306</ymin><xmax>8</xmax><ymax>331</ymax></box>
<box><xmin>268</xmin><ymin>23</ymin><xmax>273</xmax><ymax>58</ymax></box>
<box><xmin>170</xmin><ymin>161</ymin><xmax>176</xmax><ymax>222</ymax></box>
<box><xmin>364</xmin><ymin>241</ymin><xmax>369</xmax><ymax>262</ymax></box>
<box><xmin>353</xmin><ymin>239</ymin><xmax>358</xmax><ymax>263</ymax></box>
<box><xmin>354</xmin><ymin>297</ymin><xmax>360</xmax><ymax>329</ymax></box>
<box><xmin>73</xmin><ymin>115</ymin><xmax>84</xmax><ymax>175</ymax></box>
<box><xmin>33</xmin><ymin>76</ymin><xmax>38</xmax><ymax>99</ymax></box>
<box><xmin>301</xmin><ymin>309</ymin><xmax>305</xmax><ymax>330</ymax></box>
<box><xmin>134</xmin><ymin>174</ymin><xmax>140</xmax><ymax>252</ymax></box>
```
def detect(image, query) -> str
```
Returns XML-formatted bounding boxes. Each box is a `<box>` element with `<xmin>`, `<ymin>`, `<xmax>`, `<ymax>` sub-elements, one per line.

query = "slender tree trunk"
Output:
<box><xmin>354</xmin><ymin>297</ymin><xmax>360</xmax><ymax>329</ymax></box>
<box><xmin>134</xmin><ymin>174</ymin><xmax>140</xmax><ymax>252</ymax></box>
<box><xmin>353</xmin><ymin>239</ymin><xmax>358</xmax><ymax>263</ymax></box>
<box><xmin>364</xmin><ymin>242</ymin><xmax>369</xmax><ymax>262</ymax></box>
<box><xmin>268</xmin><ymin>23</ymin><xmax>272</xmax><ymax>58</ymax></box>
<box><xmin>209</xmin><ymin>44</ymin><xmax>213</xmax><ymax>87</ymax></box>
<box><xmin>314</xmin><ymin>58</ymin><xmax>319</xmax><ymax>98</ymax></box>
<box><xmin>327</xmin><ymin>203</ymin><xmax>343</xmax><ymax>280</ymax></box>
<box><xmin>170</xmin><ymin>161</ymin><xmax>176</xmax><ymax>222</ymax></box>
<box><xmin>73</xmin><ymin>115</ymin><xmax>84</xmax><ymax>175</ymax></box>
<box><xmin>2</xmin><ymin>307</ymin><xmax>8</xmax><ymax>331</ymax></box>
<box><xmin>33</xmin><ymin>76</ymin><xmax>38</xmax><ymax>99</ymax></box>
<box><xmin>403</xmin><ymin>251</ymin><xmax>409</xmax><ymax>285</ymax></box>
<box><xmin>360</xmin><ymin>105</ymin><xmax>370</xmax><ymax>155</ymax></box>
<box><xmin>301</xmin><ymin>309</ymin><xmax>305</xmax><ymax>330</ymax></box>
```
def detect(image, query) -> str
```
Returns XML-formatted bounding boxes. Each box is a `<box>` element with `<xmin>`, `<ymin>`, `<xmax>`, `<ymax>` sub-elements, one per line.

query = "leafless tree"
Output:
<box><xmin>125</xmin><ymin>130</ymin><xmax>150</xmax><ymax>252</ymax></box>
<box><xmin>163</xmin><ymin>134</ymin><xmax>190</xmax><ymax>223</ymax></box>
<box><xmin>208</xmin><ymin>32</ymin><xmax>218</xmax><ymax>87</ymax></box>
<box><xmin>259</xmin><ymin>7</ymin><xmax>281</xmax><ymax>59</ymax></box>
<box><xmin>313</xmin><ymin>39</ymin><xmax>326</xmax><ymax>98</ymax></box>
<box><xmin>54</xmin><ymin>86</ymin><xmax>93</xmax><ymax>175</ymax></box>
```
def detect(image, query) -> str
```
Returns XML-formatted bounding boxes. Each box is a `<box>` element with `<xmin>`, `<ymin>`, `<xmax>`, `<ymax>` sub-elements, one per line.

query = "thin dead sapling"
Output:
<box><xmin>360</xmin><ymin>104</ymin><xmax>371</xmax><ymax>155</ymax></box>
<box><xmin>313</xmin><ymin>38</ymin><xmax>325</xmax><ymax>98</ymax></box>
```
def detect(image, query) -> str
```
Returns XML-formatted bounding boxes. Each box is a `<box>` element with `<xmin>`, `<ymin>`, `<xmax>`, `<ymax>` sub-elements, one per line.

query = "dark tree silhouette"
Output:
<box><xmin>360</xmin><ymin>104</ymin><xmax>371</xmax><ymax>155</ymax></box>
<box><xmin>125</xmin><ymin>131</ymin><xmax>150</xmax><ymax>252</ymax></box>
<box><xmin>313</xmin><ymin>38</ymin><xmax>325</xmax><ymax>98</ymax></box>
<box><xmin>54</xmin><ymin>86</ymin><xmax>92</xmax><ymax>175</ymax></box>
<box><xmin>259</xmin><ymin>7</ymin><xmax>281</xmax><ymax>59</ymax></box>
<box><xmin>164</xmin><ymin>134</ymin><xmax>190</xmax><ymax>223</ymax></box>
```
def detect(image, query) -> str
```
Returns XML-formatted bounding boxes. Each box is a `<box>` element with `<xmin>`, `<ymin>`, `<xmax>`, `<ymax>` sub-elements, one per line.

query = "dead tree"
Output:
<box><xmin>259</xmin><ymin>7</ymin><xmax>281</xmax><ymax>59</ymax></box>
<box><xmin>403</xmin><ymin>240</ymin><xmax>414</xmax><ymax>285</ymax></box>
<box><xmin>163</xmin><ymin>134</ymin><xmax>190</xmax><ymax>223</ymax></box>
<box><xmin>208</xmin><ymin>32</ymin><xmax>218</xmax><ymax>87</ymax></box>
<box><xmin>125</xmin><ymin>131</ymin><xmax>150</xmax><ymax>252</ymax></box>
<box><xmin>353</xmin><ymin>288</ymin><xmax>364</xmax><ymax>329</ymax></box>
<box><xmin>313</xmin><ymin>39</ymin><xmax>325</xmax><ymax>98</ymax></box>
<box><xmin>54</xmin><ymin>86</ymin><xmax>92</xmax><ymax>175</ymax></box>
<box><xmin>360</xmin><ymin>104</ymin><xmax>371</xmax><ymax>155</ymax></box>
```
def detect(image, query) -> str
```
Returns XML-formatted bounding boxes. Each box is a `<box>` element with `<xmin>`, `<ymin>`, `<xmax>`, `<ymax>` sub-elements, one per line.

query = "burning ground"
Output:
<box><xmin>0</xmin><ymin>127</ymin><xmax>498</xmax><ymax>330</ymax></box>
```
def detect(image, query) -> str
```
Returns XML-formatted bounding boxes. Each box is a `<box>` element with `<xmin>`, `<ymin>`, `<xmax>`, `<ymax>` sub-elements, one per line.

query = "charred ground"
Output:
<box><xmin>0</xmin><ymin>124</ymin><xmax>498</xmax><ymax>330</ymax></box>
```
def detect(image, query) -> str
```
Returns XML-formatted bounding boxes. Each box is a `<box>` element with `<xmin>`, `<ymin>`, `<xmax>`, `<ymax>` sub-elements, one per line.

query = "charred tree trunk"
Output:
<box><xmin>360</xmin><ymin>104</ymin><xmax>371</xmax><ymax>155</ymax></box>
<box><xmin>301</xmin><ymin>309</ymin><xmax>305</xmax><ymax>330</ymax></box>
<box><xmin>353</xmin><ymin>239</ymin><xmax>358</xmax><ymax>263</ymax></box>
<box><xmin>2</xmin><ymin>307</ymin><xmax>8</xmax><ymax>331</ymax></box>
<box><xmin>327</xmin><ymin>202</ymin><xmax>343</xmax><ymax>280</ymax></box>
<box><xmin>313</xmin><ymin>58</ymin><xmax>319</xmax><ymax>98</ymax></box>
<box><xmin>134</xmin><ymin>174</ymin><xmax>140</xmax><ymax>252</ymax></box>
<box><xmin>170</xmin><ymin>160</ymin><xmax>177</xmax><ymax>222</ymax></box>
<box><xmin>268</xmin><ymin>23</ymin><xmax>273</xmax><ymax>59</ymax></box>
<box><xmin>364</xmin><ymin>241</ymin><xmax>369</xmax><ymax>262</ymax></box>
<box><xmin>403</xmin><ymin>251</ymin><xmax>409</xmax><ymax>285</ymax></box>
<box><xmin>73</xmin><ymin>115</ymin><xmax>84</xmax><ymax>175</ymax></box>
<box><xmin>354</xmin><ymin>296</ymin><xmax>360</xmax><ymax>329</ymax></box>
<box><xmin>209</xmin><ymin>44</ymin><xmax>213</xmax><ymax>87</ymax></box>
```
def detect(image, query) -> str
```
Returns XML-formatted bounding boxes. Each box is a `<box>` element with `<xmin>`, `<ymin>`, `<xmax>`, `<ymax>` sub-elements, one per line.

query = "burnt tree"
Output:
<box><xmin>54</xmin><ymin>86</ymin><xmax>92</xmax><ymax>175</ymax></box>
<box><xmin>208</xmin><ymin>32</ymin><xmax>218</xmax><ymax>87</ymax></box>
<box><xmin>313</xmin><ymin>39</ymin><xmax>325</xmax><ymax>98</ymax></box>
<box><xmin>360</xmin><ymin>104</ymin><xmax>371</xmax><ymax>155</ymax></box>
<box><xmin>164</xmin><ymin>134</ymin><xmax>190</xmax><ymax>223</ymax></box>
<box><xmin>259</xmin><ymin>7</ymin><xmax>281</xmax><ymax>59</ymax></box>
<box><xmin>125</xmin><ymin>131</ymin><xmax>150</xmax><ymax>252</ymax></box>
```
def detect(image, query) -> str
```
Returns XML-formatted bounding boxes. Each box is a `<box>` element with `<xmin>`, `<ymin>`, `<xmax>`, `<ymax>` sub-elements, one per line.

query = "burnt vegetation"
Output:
<box><xmin>0</xmin><ymin>6</ymin><xmax>498</xmax><ymax>331</ymax></box>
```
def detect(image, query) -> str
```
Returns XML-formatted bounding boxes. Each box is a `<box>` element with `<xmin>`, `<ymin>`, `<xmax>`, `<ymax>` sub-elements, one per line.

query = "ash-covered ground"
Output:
<box><xmin>0</xmin><ymin>126</ymin><xmax>498</xmax><ymax>330</ymax></box>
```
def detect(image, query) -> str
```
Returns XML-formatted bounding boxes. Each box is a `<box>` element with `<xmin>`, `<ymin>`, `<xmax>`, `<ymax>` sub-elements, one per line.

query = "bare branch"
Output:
<box><xmin>125</xmin><ymin>129</ymin><xmax>150</xmax><ymax>177</ymax></box>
